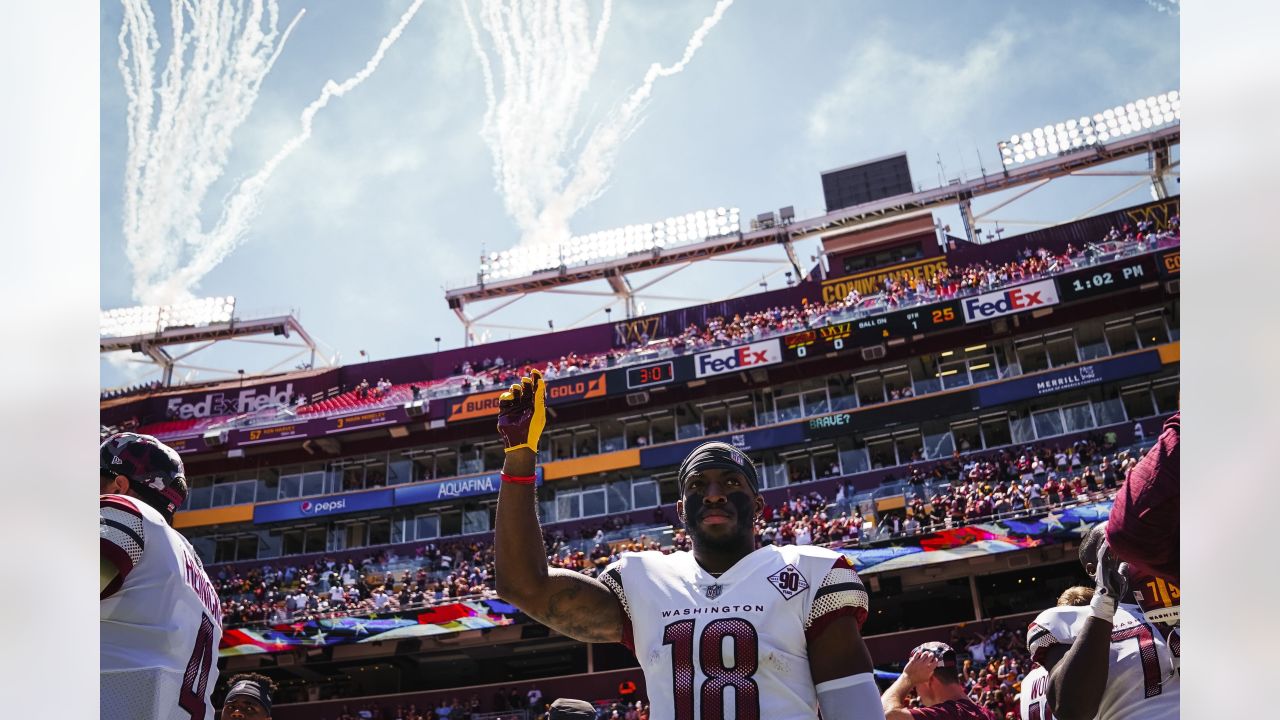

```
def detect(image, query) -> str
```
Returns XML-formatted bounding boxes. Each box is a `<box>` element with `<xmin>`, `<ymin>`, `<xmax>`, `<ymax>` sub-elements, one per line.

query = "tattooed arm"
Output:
<box><xmin>494</xmin><ymin>448</ymin><xmax>623</xmax><ymax>643</ymax></box>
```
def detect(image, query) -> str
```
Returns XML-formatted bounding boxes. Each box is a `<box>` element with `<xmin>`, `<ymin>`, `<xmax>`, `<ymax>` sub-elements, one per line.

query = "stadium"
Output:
<box><xmin>97</xmin><ymin>3</ymin><xmax>1183</xmax><ymax>720</ymax></box>
<box><xmin>101</xmin><ymin>143</ymin><xmax>1180</xmax><ymax>720</ymax></box>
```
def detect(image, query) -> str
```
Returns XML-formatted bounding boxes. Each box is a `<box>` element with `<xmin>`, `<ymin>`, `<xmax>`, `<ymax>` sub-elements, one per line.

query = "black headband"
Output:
<box><xmin>678</xmin><ymin>441</ymin><xmax>758</xmax><ymax>493</ymax></box>
<box><xmin>226</xmin><ymin>679</ymin><xmax>272</xmax><ymax>712</ymax></box>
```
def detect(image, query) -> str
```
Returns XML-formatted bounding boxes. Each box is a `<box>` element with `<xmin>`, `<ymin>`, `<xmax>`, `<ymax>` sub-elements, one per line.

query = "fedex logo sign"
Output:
<box><xmin>695</xmin><ymin>339</ymin><xmax>782</xmax><ymax>378</ymax></box>
<box><xmin>962</xmin><ymin>279</ymin><xmax>1060</xmax><ymax>323</ymax></box>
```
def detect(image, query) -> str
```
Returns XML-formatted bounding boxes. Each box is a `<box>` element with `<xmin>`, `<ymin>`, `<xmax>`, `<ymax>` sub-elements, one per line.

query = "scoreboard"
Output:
<box><xmin>626</xmin><ymin>360</ymin><xmax>676</xmax><ymax>389</ymax></box>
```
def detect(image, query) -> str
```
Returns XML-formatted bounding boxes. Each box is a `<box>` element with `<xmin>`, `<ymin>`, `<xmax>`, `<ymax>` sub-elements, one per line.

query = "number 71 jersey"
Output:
<box><xmin>600</xmin><ymin>544</ymin><xmax>869</xmax><ymax>720</ymax></box>
<box><xmin>1026</xmin><ymin>603</ymin><xmax>1179</xmax><ymax>720</ymax></box>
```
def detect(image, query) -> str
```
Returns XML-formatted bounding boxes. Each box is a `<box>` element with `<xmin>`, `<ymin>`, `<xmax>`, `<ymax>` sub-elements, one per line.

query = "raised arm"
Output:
<box><xmin>1044</xmin><ymin>541</ymin><xmax>1129</xmax><ymax>720</ymax></box>
<box><xmin>493</xmin><ymin>371</ymin><xmax>624</xmax><ymax>644</ymax></box>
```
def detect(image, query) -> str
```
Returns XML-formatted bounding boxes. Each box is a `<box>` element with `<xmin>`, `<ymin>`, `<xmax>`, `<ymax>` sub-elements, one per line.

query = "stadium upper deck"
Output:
<box><xmin>97</xmin><ymin>197</ymin><xmax>1179</xmax><ymax>567</ymax></box>
<box><xmin>100</xmin><ymin>196</ymin><xmax>1178</xmax><ymax>443</ymax></box>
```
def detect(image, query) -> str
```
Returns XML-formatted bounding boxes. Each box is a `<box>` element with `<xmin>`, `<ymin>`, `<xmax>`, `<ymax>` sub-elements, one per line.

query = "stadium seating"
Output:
<box><xmin>126</xmin><ymin>226</ymin><xmax>1178</xmax><ymax>443</ymax></box>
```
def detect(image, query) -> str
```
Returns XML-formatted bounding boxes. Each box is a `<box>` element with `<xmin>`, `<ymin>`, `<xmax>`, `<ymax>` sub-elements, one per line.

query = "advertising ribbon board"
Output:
<box><xmin>693</xmin><ymin>339</ymin><xmax>782</xmax><ymax>378</ymax></box>
<box><xmin>640</xmin><ymin>422</ymin><xmax>806</xmax><ymax>468</ymax></box>
<box><xmin>546</xmin><ymin>372</ymin><xmax>608</xmax><ymax>404</ymax></box>
<box><xmin>446</xmin><ymin>390</ymin><xmax>506</xmax><ymax>423</ymax></box>
<box><xmin>961</xmin><ymin>279</ymin><xmax>1060</xmax><ymax>323</ymax></box>
<box><xmin>326</xmin><ymin>409</ymin><xmax>400</xmax><ymax>434</ymax></box>
<box><xmin>237</xmin><ymin>423</ymin><xmax>309</xmax><ymax>446</ymax></box>
<box><xmin>975</xmin><ymin>350</ymin><xmax>1164</xmax><ymax>407</ymax></box>
<box><xmin>394</xmin><ymin>468</ymin><xmax>544</xmax><ymax>506</ymax></box>
<box><xmin>1158</xmin><ymin>249</ymin><xmax>1180</xmax><ymax>278</ymax></box>
<box><xmin>253</xmin><ymin>488</ymin><xmax>395</xmax><ymax>524</ymax></box>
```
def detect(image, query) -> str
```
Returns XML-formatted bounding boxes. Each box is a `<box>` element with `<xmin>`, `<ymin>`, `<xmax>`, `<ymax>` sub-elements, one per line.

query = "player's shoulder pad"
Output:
<box><xmin>600</xmin><ymin>550</ymin><xmax>669</xmax><ymax>620</ymax></box>
<box><xmin>100</xmin><ymin>493</ymin><xmax>142</xmax><ymax>516</ymax></box>
<box><xmin>1027</xmin><ymin>605</ymin><xmax>1090</xmax><ymax>659</ymax></box>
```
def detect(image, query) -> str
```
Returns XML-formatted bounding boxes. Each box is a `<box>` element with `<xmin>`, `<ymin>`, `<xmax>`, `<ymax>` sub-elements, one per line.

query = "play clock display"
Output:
<box><xmin>626</xmin><ymin>360</ymin><xmax>675</xmax><ymax>389</ymax></box>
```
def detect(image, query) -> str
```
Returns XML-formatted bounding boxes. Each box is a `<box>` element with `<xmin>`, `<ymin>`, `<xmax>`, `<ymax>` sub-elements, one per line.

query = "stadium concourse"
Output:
<box><xmin>100</xmin><ymin>197</ymin><xmax>1181</xmax><ymax>719</ymax></box>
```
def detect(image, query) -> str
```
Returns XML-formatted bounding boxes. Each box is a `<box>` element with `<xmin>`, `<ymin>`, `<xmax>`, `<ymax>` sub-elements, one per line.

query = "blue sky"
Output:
<box><xmin>99</xmin><ymin>0</ymin><xmax>1179</xmax><ymax>388</ymax></box>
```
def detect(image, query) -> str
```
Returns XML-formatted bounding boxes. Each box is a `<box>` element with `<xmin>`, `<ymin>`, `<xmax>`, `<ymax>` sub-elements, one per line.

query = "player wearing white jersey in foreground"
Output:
<box><xmin>493</xmin><ymin>370</ymin><xmax>881</xmax><ymax>720</ymax></box>
<box><xmin>101</xmin><ymin>433</ymin><xmax>223</xmax><ymax>720</ymax></box>
<box><xmin>1024</xmin><ymin>526</ymin><xmax>1179</xmax><ymax>720</ymax></box>
<box><xmin>1019</xmin><ymin>586</ymin><xmax>1092</xmax><ymax>720</ymax></box>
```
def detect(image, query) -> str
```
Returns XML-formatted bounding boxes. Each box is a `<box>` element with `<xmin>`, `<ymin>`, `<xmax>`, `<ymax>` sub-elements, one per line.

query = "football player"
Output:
<box><xmin>101</xmin><ymin>433</ymin><xmax>223</xmax><ymax>720</ymax></box>
<box><xmin>1024</xmin><ymin>526</ymin><xmax>1178</xmax><ymax>720</ymax></box>
<box><xmin>220</xmin><ymin>673</ymin><xmax>277</xmax><ymax>719</ymax></box>
<box><xmin>493</xmin><ymin>370</ymin><xmax>881</xmax><ymax>720</ymax></box>
<box><xmin>1019</xmin><ymin>586</ymin><xmax>1093</xmax><ymax>720</ymax></box>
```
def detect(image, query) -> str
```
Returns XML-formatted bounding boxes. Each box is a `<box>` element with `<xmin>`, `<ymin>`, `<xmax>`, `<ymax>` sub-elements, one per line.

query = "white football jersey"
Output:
<box><xmin>1026</xmin><ymin>603</ymin><xmax>1179</xmax><ymax>720</ymax></box>
<box><xmin>600</xmin><ymin>544</ymin><xmax>869</xmax><ymax>720</ymax></box>
<box><xmin>1019</xmin><ymin>665</ymin><xmax>1049</xmax><ymax>720</ymax></box>
<box><xmin>101</xmin><ymin>494</ymin><xmax>223</xmax><ymax>720</ymax></box>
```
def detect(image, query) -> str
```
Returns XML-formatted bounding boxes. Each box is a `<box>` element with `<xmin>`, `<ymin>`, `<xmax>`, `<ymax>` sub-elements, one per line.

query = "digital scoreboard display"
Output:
<box><xmin>626</xmin><ymin>360</ymin><xmax>676</xmax><ymax>389</ymax></box>
<box><xmin>1056</xmin><ymin>255</ymin><xmax>1158</xmax><ymax>302</ymax></box>
<box><xmin>853</xmin><ymin>299</ymin><xmax>964</xmax><ymax>344</ymax></box>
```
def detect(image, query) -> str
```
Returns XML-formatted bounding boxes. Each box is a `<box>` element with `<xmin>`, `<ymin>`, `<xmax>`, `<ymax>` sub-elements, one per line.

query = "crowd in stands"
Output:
<box><xmin>214</xmin><ymin>433</ymin><xmax>1138</xmax><ymax>630</ymax></box>
<box><xmin>128</xmin><ymin>219</ymin><xmax>1177</xmax><ymax>438</ymax></box>
<box><xmin>944</xmin><ymin>621</ymin><xmax>1037</xmax><ymax>720</ymax></box>
<box><xmin>317</xmin><ymin>689</ymin><xmax>648</xmax><ymax>720</ymax></box>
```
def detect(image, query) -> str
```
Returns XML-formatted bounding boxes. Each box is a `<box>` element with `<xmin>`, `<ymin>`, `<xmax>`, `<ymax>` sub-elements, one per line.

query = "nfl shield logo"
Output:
<box><xmin>704</xmin><ymin>583</ymin><xmax>723</xmax><ymax>600</ymax></box>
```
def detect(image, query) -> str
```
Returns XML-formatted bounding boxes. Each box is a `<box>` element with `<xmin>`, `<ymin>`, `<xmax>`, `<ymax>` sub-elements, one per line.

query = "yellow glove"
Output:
<box><xmin>496</xmin><ymin>369</ymin><xmax>546</xmax><ymax>454</ymax></box>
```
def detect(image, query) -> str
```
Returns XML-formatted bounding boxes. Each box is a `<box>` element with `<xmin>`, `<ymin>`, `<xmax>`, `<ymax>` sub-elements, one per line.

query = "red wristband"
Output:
<box><xmin>501</xmin><ymin>473</ymin><xmax>537</xmax><ymax>485</ymax></box>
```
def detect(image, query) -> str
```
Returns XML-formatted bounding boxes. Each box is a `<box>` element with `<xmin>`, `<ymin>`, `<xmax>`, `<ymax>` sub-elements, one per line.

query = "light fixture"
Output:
<box><xmin>477</xmin><ymin>206</ymin><xmax>742</xmax><ymax>282</ymax></box>
<box><xmin>997</xmin><ymin>90</ymin><xmax>1180</xmax><ymax>166</ymax></box>
<box><xmin>964</xmin><ymin>344</ymin><xmax>988</xmax><ymax>352</ymax></box>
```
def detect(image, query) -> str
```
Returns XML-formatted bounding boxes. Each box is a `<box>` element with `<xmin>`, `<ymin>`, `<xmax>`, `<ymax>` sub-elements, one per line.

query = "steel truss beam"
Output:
<box><xmin>100</xmin><ymin>314</ymin><xmax>328</xmax><ymax>388</ymax></box>
<box><xmin>444</xmin><ymin>123</ymin><xmax>1178</xmax><ymax>338</ymax></box>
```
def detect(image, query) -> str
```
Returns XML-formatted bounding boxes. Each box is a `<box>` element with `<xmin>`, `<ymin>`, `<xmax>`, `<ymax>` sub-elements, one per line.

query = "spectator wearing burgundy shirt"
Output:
<box><xmin>882</xmin><ymin>642</ymin><xmax>997</xmax><ymax>719</ymax></box>
<box><xmin>1107</xmin><ymin>412</ymin><xmax>1180</xmax><ymax>585</ymax></box>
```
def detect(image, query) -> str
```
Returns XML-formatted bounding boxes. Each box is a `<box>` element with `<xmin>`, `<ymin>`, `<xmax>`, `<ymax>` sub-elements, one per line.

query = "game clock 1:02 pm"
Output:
<box><xmin>626</xmin><ymin>360</ymin><xmax>676</xmax><ymax>389</ymax></box>
<box><xmin>1056</xmin><ymin>255</ymin><xmax>1158</xmax><ymax>302</ymax></box>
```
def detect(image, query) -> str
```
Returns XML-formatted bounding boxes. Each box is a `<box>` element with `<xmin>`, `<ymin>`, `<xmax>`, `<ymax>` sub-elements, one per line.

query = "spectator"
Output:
<box><xmin>881</xmin><ymin>642</ymin><xmax>997</xmax><ymax>719</ymax></box>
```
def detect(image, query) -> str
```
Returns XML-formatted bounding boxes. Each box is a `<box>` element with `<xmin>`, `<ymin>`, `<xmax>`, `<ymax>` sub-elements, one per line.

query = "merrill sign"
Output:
<box><xmin>694</xmin><ymin>339</ymin><xmax>782</xmax><ymax>378</ymax></box>
<box><xmin>962</xmin><ymin>279</ymin><xmax>1059</xmax><ymax>323</ymax></box>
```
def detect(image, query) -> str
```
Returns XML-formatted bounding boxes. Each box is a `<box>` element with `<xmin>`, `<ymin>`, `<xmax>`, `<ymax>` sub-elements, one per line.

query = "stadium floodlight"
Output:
<box><xmin>478</xmin><ymin>207</ymin><xmax>741</xmax><ymax>283</ymax></box>
<box><xmin>100</xmin><ymin>296</ymin><xmax>236</xmax><ymax>338</ymax></box>
<box><xmin>997</xmin><ymin>91</ymin><xmax>1180</xmax><ymax>167</ymax></box>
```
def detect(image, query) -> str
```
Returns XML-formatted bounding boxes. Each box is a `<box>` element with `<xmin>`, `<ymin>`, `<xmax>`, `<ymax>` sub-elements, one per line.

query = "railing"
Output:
<box><xmin>153</xmin><ymin>235</ymin><xmax>1179</xmax><ymax>437</ymax></box>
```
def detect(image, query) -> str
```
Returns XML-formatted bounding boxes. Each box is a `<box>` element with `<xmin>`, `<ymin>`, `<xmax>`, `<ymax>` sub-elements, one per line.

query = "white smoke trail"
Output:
<box><xmin>462</xmin><ymin>0</ymin><xmax>735</xmax><ymax>249</ymax></box>
<box><xmin>1142</xmin><ymin>0</ymin><xmax>1180</xmax><ymax>15</ymax></box>
<box><xmin>117</xmin><ymin>0</ymin><xmax>425</xmax><ymax>306</ymax></box>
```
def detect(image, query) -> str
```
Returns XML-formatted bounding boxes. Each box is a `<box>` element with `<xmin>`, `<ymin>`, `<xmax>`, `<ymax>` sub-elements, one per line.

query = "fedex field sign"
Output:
<box><xmin>694</xmin><ymin>339</ymin><xmax>782</xmax><ymax>378</ymax></box>
<box><xmin>961</xmin><ymin>279</ymin><xmax>1059</xmax><ymax>323</ymax></box>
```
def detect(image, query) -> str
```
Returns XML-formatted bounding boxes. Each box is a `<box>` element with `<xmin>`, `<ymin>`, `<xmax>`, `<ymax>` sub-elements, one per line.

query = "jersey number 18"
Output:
<box><xmin>662</xmin><ymin>618</ymin><xmax>761</xmax><ymax>720</ymax></box>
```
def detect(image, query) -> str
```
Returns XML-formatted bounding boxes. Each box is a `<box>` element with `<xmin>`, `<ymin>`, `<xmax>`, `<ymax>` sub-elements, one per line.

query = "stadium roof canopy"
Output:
<box><xmin>444</xmin><ymin>121</ymin><xmax>1178</xmax><ymax>342</ymax></box>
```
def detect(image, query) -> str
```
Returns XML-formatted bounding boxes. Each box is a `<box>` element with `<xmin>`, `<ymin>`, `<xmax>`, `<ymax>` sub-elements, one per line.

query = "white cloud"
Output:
<box><xmin>808</xmin><ymin>26</ymin><xmax>1015</xmax><ymax>144</ymax></box>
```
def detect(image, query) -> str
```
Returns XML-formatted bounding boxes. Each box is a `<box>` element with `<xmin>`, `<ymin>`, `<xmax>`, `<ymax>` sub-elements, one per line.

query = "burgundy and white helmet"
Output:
<box><xmin>100</xmin><ymin>432</ymin><xmax>188</xmax><ymax>518</ymax></box>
